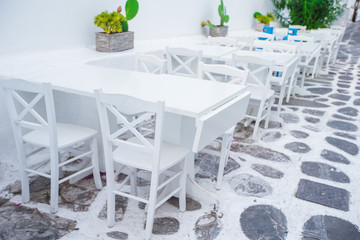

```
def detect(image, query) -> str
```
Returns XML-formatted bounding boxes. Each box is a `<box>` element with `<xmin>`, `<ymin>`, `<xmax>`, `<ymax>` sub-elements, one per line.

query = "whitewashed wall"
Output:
<box><xmin>0</xmin><ymin>0</ymin><xmax>273</xmax><ymax>54</ymax></box>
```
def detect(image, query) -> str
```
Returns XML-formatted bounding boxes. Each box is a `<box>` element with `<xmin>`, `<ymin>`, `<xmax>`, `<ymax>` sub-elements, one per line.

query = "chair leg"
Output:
<box><xmin>265</xmin><ymin>97</ymin><xmax>274</xmax><ymax>129</ymax></box>
<box><xmin>277</xmin><ymin>85</ymin><xmax>286</xmax><ymax>114</ymax></box>
<box><xmin>104</xmin><ymin>144</ymin><xmax>115</xmax><ymax>227</ymax></box>
<box><xmin>179</xmin><ymin>156</ymin><xmax>188</xmax><ymax>212</ymax></box>
<box><xmin>130</xmin><ymin>167</ymin><xmax>138</xmax><ymax>197</ymax></box>
<box><xmin>50</xmin><ymin>149</ymin><xmax>59</xmax><ymax>213</ymax></box>
<box><xmin>90</xmin><ymin>137</ymin><xmax>102</xmax><ymax>190</ymax></box>
<box><xmin>216</xmin><ymin>133</ymin><xmax>232</xmax><ymax>190</ymax></box>
<box><xmin>145</xmin><ymin>173</ymin><xmax>159</xmax><ymax>240</ymax></box>
<box><xmin>17</xmin><ymin>143</ymin><xmax>30</xmax><ymax>203</ymax></box>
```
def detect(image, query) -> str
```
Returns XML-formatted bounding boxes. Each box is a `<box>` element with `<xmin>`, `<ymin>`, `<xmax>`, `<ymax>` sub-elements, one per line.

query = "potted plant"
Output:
<box><xmin>253</xmin><ymin>12</ymin><xmax>275</xmax><ymax>31</ymax></box>
<box><xmin>201</xmin><ymin>0</ymin><xmax>230</xmax><ymax>37</ymax></box>
<box><xmin>94</xmin><ymin>0</ymin><xmax>139</xmax><ymax>52</ymax></box>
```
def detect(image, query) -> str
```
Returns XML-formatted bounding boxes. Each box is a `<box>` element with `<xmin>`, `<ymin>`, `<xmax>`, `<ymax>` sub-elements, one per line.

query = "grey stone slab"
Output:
<box><xmin>98</xmin><ymin>195</ymin><xmax>128</xmax><ymax>222</ymax></box>
<box><xmin>240</xmin><ymin>205</ymin><xmax>287</xmax><ymax>240</ymax></box>
<box><xmin>327</xmin><ymin>120</ymin><xmax>358</xmax><ymax>132</ymax></box>
<box><xmin>353</xmin><ymin>98</ymin><xmax>360</xmax><ymax>106</ymax></box>
<box><xmin>326</xmin><ymin>136</ymin><xmax>359</xmax><ymax>156</ymax></box>
<box><xmin>301</xmin><ymin>161</ymin><xmax>350</xmax><ymax>183</ymax></box>
<box><xmin>307</xmin><ymin>87</ymin><xmax>332</xmax><ymax>95</ymax></box>
<box><xmin>195</xmin><ymin>153</ymin><xmax>240</xmax><ymax>180</ymax></box>
<box><xmin>282</xmin><ymin>98</ymin><xmax>330</xmax><ymax>108</ymax></box>
<box><xmin>332</xmin><ymin>114</ymin><xmax>356</xmax><ymax>121</ymax></box>
<box><xmin>302</xmin><ymin>125</ymin><xmax>321</xmax><ymax>132</ymax></box>
<box><xmin>305</xmin><ymin>116</ymin><xmax>320</xmax><ymax>123</ymax></box>
<box><xmin>302</xmin><ymin>109</ymin><xmax>325</xmax><ymax>117</ymax></box>
<box><xmin>288</xmin><ymin>107</ymin><xmax>299</xmax><ymax>111</ymax></box>
<box><xmin>230</xmin><ymin>174</ymin><xmax>272</xmax><ymax>197</ymax></box>
<box><xmin>251</xmin><ymin>164</ymin><xmax>284</xmax><ymax>179</ymax></box>
<box><xmin>261</xmin><ymin>131</ymin><xmax>281</xmax><ymax>142</ymax></box>
<box><xmin>302</xmin><ymin>215</ymin><xmax>360</xmax><ymax>240</ymax></box>
<box><xmin>296</xmin><ymin>179</ymin><xmax>349</xmax><ymax>211</ymax></box>
<box><xmin>167</xmin><ymin>197</ymin><xmax>201</xmax><ymax>211</ymax></box>
<box><xmin>328</xmin><ymin>93</ymin><xmax>351</xmax><ymax>101</ymax></box>
<box><xmin>0</xmin><ymin>205</ymin><xmax>77</xmax><ymax>240</ymax></box>
<box><xmin>339</xmin><ymin>75</ymin><xmax>353</xmax><ymax>80</ymax></box>
<box><xmin>321</xmin><ymin>149</ymin><xmax>350</xmax><ymax>165</ymax></box>
<box><xmin>337</xmin><ymin>83</ymin><xmax>351</xmax><ymax>89</ymax></box>
<box><xmin>315</xmin><ymin>98</ymin><xmax>329</xmax><ymax>102</ymax></box>
<box><xmin>279</xmin><ymin>113</ymin><xmax>299</xmax><ymax>123</ymax></box>
<box><xmin>354</xmin><ymin>92</ymin><xmax>360</xmax><ymax>96</ymax></box>
<box><xmin>334</xmin><ymin>132</ymin><xmax>357</xmax><ymax>140</ymax></box>
<box><xmin>290</xmin><ymin>130</ymin><xmax>309</xmax><ymax>139</ymax></box>
<box><xmin>337</xmin><ymin>89</ymin><xmax>349</xmax><ymax>94</ymax></box>
<box><xmin>338</xmin><ymin>107</ymin><xmax>358</xmax><ymax>117</ymax></box>
<box><xmin>231</xmin><ymin>144</ymin><xmax>291</xmax><ymax>162</ymax></box>
<box><xmin>151</xmin><ymin>217</ymin><xmax>179</xmax><ymax>235</ymax></box>
<box><xmin>285</xmin><ymin>142</ymin><xmax>311</xmax><ymax>153</ymax></box>
<box><xmin>106</xmin><ymin>231</ymin><xmax>128</xmax><ymax>240</ymax></box>
<box><xmin>331</xmin><ymin>101</ymin><xmax>347</xmax><ymax>106</ymax></box>
<box><xmin>195</xmin><ymin>214</ymin><xmax>222</xmax><ymax>240</ymax></box>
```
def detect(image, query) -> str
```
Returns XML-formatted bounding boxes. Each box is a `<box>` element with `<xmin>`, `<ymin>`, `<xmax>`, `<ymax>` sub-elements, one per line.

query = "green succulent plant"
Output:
<box><xmin>94</xmin><ymin>0</ymin><xmax>139</xmax><ymax>34</ymax></box>
<box><xmin>253</xmin><ymin>12</ymin><xmax>276</xmax><ymax>24</ymax></box>
<box><xmin>201</xmin><ymin>0</ymin><xmax>230</xmax><ymax>29</ymax></box>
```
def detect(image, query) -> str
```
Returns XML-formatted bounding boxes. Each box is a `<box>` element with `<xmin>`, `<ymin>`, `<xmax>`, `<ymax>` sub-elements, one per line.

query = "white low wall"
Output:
<box><xmin>0</xmin><ymin>0</ymin><xmax>273</xmax><ymax>54</ymax></box>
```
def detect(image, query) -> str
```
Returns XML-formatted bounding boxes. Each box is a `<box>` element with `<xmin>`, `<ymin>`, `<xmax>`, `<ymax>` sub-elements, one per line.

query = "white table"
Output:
<box><xmin>19</xmin><ymin>64</ymin><xmax>250</xmax><ymax>204</ymax></box>
<box><xmin>166</xmin><ymin>43</ymin><xmax>238</xmax><ymax>60</ymax></box>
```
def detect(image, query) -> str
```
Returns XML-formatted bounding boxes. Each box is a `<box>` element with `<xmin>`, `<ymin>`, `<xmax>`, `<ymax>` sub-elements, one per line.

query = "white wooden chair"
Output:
<box><xmin>253</xmin><ymin>32</ymin><xmax>275</xmax><ymax>42</ymax></box>
<box><xmin>166</xmin><ymin>47</ymin><xmax>202</xmax><ymax>78</ymax></box>
<box><xmin>287</xmin><ymin>35</ymin><xmax>314</xmax><ymax>43</ymax></box>
<box><xmin>231</xmin><ymin>55</ymin><xmax>275</xmax><ymax>138</ymax></box>
<box><xmin>1</xmin><ymin>79</ymin><xmax>102</xmax><ymax>213</ymax></box>
<box><xmin>252</xmin><ymin>40</ymin><xmax>298</xmax><ymax>54</ymax></box>
<box><xmin>208</xmin><ymin>36</ymin><xmax>238</xmax><ymax>47</ymax></box>
<box><xmin>236</xmin><ymin>35</ymin><xmax>255</xmax><ymax>50</ymax></box>
<box><xmin>289</xmin><ymin>25</ymin><xmax>307</xmax><ymax>32</ymax></box>
<box><xmin>197</xmin><ymin>63</ymin><xmax>249</xmax><ymax>189</ymax></box>
<box><xmin>135</xmin><ymin>53</ymin><xmax>167</xmax><ymax>74</ymax></box>
<box><xmin>94</xmin><ymin>90</ymin><xmax>189</xmax><ymax>240</ymax></box>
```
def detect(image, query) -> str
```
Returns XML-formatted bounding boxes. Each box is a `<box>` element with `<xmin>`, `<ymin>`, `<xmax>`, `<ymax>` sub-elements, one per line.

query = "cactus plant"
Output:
<box><xmin>201</xmin><ymin>0</ymin><xmax>230</xmax><ymax>29</ymax></box>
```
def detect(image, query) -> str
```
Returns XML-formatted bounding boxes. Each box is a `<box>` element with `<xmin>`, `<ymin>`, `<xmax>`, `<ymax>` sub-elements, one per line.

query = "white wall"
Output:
<box><xmin>0</xmin><ymin>0</ymin><xmax>273</xmax><ymax>54</ymax></box>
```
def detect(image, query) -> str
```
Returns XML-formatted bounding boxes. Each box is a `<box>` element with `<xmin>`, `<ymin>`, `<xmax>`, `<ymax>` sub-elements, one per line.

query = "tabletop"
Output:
<box><xmin>22</xmin><ymin>65</ymin><xmax>247</xmax><ymax>119</ymax></box>
<box><xmin>166</xmin><ymin>43</ymin><xmax>238</xmax><ymax>59</ymax></box>
<box><xmin>220</xmin><ymin>50</ymin><xmax>297</xmax><ymax>65</ymax></box>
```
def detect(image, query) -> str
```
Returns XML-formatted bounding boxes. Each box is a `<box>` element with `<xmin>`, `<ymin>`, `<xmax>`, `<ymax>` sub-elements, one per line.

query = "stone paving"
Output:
<box><xmin>1</xmin><ymin>22</ymin><xmax>360</xmax><ymax>239</ymax></box>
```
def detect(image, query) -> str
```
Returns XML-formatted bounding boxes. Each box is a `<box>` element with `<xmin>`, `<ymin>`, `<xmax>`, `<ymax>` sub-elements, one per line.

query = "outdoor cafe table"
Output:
<box><xmin>13</xmin><ymin>64</ymin><xmax>250</xmax><ymax>204</ymax></box>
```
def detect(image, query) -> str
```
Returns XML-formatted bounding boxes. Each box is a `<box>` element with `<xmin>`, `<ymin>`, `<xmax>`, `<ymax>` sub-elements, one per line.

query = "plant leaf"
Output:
<box><xmin>224</xmin><ymin>15</ymin><xmax>229</xmax><ymax>23</ymax></box>
<box><xmin>125</xmin><ymin>0</ymin><xmax>139</xmax><ymax>21</ymax></box>
<box><xmin>208</xmin><ymin>23</ymin><xmax>216</xmax><ymax>29</ymax></box>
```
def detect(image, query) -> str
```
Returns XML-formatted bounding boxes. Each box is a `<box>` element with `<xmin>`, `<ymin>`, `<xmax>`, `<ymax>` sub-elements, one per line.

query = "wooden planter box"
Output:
<box><xmin>209</xmin><ymin>26</ymin><xmax>228</xmax><ymax>37</ymax></box>
<box><xmin>96</xmin><ymin>31</ymin><xmax>134</xmax><ymax>52</ymax></box>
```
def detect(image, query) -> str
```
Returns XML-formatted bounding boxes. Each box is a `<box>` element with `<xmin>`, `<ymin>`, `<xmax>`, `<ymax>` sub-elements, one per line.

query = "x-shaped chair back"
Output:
<box><xmin>231</xmin><ymin>54</ymin><xmax>274</xmax><ymax>87</ymax></box>
<box><xmin>95</xmin><ymin>90</ymin><xmax>164</xmax><ymax>167</ymax></box>
<box><xmin>2</xmin><ymin>79</ymin><xmax>56</xmax><ymax>140</ymax></box>
<box><xmin>208</xmin><ymin>36</ymin><xmax>238</xmax><ymax>47</ymax></box>
<box><xmin>198</xmin><ymin>62</ymin><xmax>249</xmax><ymax>85</ymax></box>
<box><xmin>135</xmin><ymin>53</ymin><xmax>167</xmax><ymax>74</ymax></box>
<box><xmin>288</xmin><ymin>35</ymin><xmax>314</xmax><ymax>43</ymax></box>
<box><xmin>166</xmin><ymin>47</ymin><xmax>202</xmax><ymax>78</ymax></box>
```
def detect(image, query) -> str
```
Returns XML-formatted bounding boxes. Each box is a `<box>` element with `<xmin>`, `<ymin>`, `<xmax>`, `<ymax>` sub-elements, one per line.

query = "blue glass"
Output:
<box><xmin>263</xmin><ymin>26</ymin><xmax>274</xmax><ymax>34</ymax></box>
<box><xmin>288</xmin><ymin>28</ymin><xmax>298</xmax><ymax>36</ymax></box>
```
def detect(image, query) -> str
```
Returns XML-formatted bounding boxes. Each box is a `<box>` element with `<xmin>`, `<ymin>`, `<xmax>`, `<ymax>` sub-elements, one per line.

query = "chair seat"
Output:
<box><xmin>23</xmin><ymin>123</ymin><xmax>97</xmax><ymax>148</ymax></box>
<box><xmin>113</xmin><ymin>137</ymin><xmax>189</xmax><ymax>172</ymax></box>
<box><xmin>247</xmin><ymin>84</ymin><xmax>275</xmax><ymax>101</ymax></box>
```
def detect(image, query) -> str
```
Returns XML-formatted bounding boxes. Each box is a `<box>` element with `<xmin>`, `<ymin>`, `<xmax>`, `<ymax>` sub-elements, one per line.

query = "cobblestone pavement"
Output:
<box><xmin>1</xmin><ymin>22</ymin><xmax>360</xmax><ymax>240</ymax></box>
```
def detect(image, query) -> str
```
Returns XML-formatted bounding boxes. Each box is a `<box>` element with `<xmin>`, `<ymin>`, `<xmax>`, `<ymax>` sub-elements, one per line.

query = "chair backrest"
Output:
<box><xmin>236</xmin><ymin>35</ymin><xmax>255</xmax><ymax>50</ymax></box>
<box><xmin>165</xmin><ymin>47</ymin><xmax>202</xmax><ymax>78</ymax></box>
<box><xmin>263</xmin><ymin>26</ymin><xmax>274</xmax><ymax>34</ymax></box>
<box><xmin>231</xmin><ymin>54</ymin><xmax>275</xmax><ymax>87</ymax></box>
<box><xmin>1</xmin><ymin>79</ymin><xmax>57</xmax><ymax>145</ymax></box>
<box><xmin>287</xmin><ymin>35</ymin><xmax>314</xmax><ymax>43</ymax></box>
<box><xmin>253</xmin><ymin>32</ymin><xmax>275</xmax><ymax>42</ymax></box>
<box><xmin>252</xmin><ymin>40</ymin><xmax>298</xmax><ymax>54</ymax></box>
<box><xmin>94</xmin><ymin>90</ymin><xmax>164</xmax><ymax>171</ymax></box>
<box><xmin>197</xmin><ymin>62</ymin><xmax>249</xmax><ymax>85</ymax></box>
<box><xmin>289</xmin><ymin>25</ymin><xmax>307</xmax><ymax>32</ymax></box>
<box><xmin>135</xmin><ymin>53</ymin><xmax>167</xmax><ymax>74</ymax></box>
<box><xmin>288</xmin><ymin>27</ymin><xmax>298</xmax><ymax>36</ymax></box>
<box><xmin>208</xmin><ymin>36</ymin><xmax>237</xmax><ymax>47</ymax></box>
